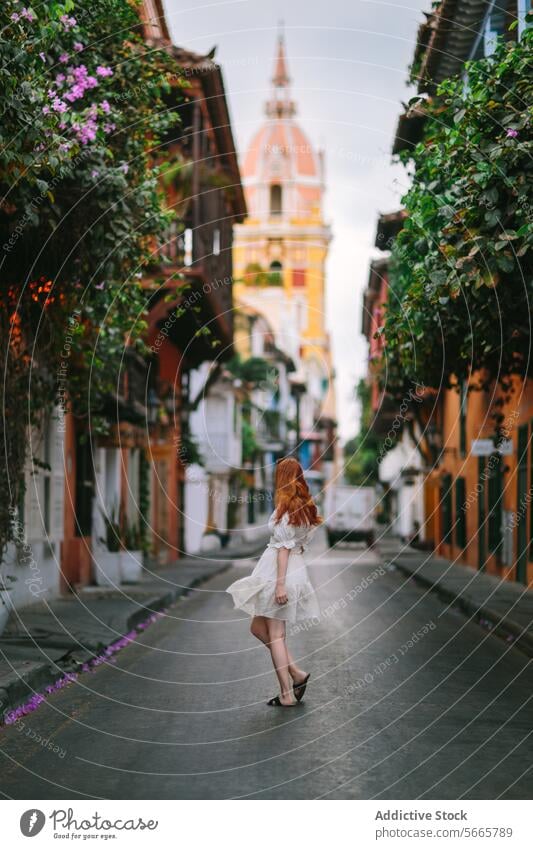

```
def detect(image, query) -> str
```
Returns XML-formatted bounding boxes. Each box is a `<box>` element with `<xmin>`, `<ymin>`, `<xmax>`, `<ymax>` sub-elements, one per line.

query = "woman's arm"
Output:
<box><xmin>275</xmin><ymin>548</ymin><xmax>290</xmax><ymax>604</ymax></box>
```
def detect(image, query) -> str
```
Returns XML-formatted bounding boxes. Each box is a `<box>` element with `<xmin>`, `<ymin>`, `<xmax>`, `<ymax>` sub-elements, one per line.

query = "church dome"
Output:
<box><xmin>241</xmin><ymin>34</ymin><xmax>324</xmax><ymax>220</ymax></box>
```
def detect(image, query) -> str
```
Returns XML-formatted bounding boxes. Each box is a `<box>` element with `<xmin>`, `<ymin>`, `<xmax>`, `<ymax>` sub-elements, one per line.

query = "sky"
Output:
<box><xmin>162</xmin><ymin>0</ymin><xmax>424</xmax><ymax>441</ymax></box>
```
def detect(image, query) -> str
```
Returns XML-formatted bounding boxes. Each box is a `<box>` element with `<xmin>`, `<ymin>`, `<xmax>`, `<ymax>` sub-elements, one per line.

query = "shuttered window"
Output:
<box><xmin>487</xmin><ymin>454</ymin><xmax>503</xmax><ymax>553</ymax></box>
<box><xmin>455</xmin><ymin>477</ymin><xmax>467</xmax><ymax>549</ymax></box>
<box><xmin>441</xmin><ymin>473</ymin><xmax>453</xmax><ymax>543</ymax></box>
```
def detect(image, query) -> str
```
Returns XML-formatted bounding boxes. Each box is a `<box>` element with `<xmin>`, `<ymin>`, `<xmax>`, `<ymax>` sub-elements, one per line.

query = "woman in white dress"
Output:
<box><xmin>227</xmin><ymin>457</ymin><xmax>321</xmax><ymax>707</ymax></box>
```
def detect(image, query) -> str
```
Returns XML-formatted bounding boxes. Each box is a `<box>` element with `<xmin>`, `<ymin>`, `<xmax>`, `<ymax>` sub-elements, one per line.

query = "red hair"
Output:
<box><xmin>274</xmin><ymin>457</ymin><xmax>322</xmax><ymax>526</ymax></box>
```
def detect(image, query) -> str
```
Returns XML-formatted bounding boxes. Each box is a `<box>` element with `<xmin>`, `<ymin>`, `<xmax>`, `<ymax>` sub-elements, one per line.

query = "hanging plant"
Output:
<box><xmin>0</xmin><ymin>0</ymin><xmax>185</xmax><ymax>557</ymax></box>
<box><xmin>381</xmin><ymin>26</ymin><xmax>533</xmax><ymax>399</ymax></box>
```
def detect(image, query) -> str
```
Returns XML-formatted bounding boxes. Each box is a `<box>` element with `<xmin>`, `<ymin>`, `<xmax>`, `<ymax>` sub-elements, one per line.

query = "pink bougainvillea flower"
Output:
<box><xmin>52</xmin><ymin>97</ymin><xmax>67</xmax><ymax>113</ymax></box>
<box><xmin>59</xmin><ymin>52</ymin><xmax>69</xmax><ymax>63</ymax></box>
<box><xmin>65</xmin><ymin>83</ymin><xmax>86</xmax><ymax>102</ymax></box>
<box><xmin>506</xmin><ymin>128</ymin><xmax>519</xmax><ymax>139</ymax></box>
<box><xmin>21</xmin><ymin>8</ymin><xmax>35</xmax><ymax>22</ymax></box>
<box><xmin>10</xmin><ymin>13</ymin><xmax>20</xmax><ymax>23</ymax></box>
<box><xmin>73</xmin><ymin>42</ymin><xmax>84</xmax><ymax>52</ymax></box>
<box><xmin>42</xmin><ymin>105</ymin><xmax>50</xmax><ymax>115</ymax></box>
<box><xmin>76</xmin><ymin>117</ymin><xmax>98</xmax><ymax>144</ymax></box>
<box><xmin>101</xmin><ymin>99</ymin><xmax>111</xmax><ymax>114</ymax></box>
<box><xmin>59</xmin><ymin>14</ymin><xmax>76</xmax><ymax>30</ymax></box>
<box><xmin>55</xmin><ymin>73</ymin><xmax>66</xmax><ymax>85</ymax></box>
<box><xmin>73</xmin><ymin>64</ymin><xmax>88</xmax><ymax>79</ymax></box>
<box><xmin>96</xmin><ymin>65</ymin><xmax>113</xmax><ymax>77</ymax></box>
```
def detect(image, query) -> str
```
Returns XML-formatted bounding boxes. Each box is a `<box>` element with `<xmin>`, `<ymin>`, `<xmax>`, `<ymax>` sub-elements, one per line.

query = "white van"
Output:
<box><xmin>325</xmin><ymin>485</ymin><xmax>377</xmax><ymax>547</ymax></box>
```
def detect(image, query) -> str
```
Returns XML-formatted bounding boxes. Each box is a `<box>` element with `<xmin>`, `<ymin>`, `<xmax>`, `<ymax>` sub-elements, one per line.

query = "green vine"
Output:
<box><xmin>0</xmin><ymin>0</ymin><xmax>183</xmax><ymax>557</ymax></box>
<box><xmin>381</xmin><ymin>27</ymin><xmax>533</xmax><ymax>402</ymax></box>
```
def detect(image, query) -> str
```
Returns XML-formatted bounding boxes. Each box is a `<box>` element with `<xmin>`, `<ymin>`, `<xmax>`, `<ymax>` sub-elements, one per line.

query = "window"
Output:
<box><xmin>484</xmin><ymin>0</ymin><xmax>509</xmax><ymax>55</ymax></box>
<box><xmin>518</xmin><ymin>0</ymin><xmax>532</xmax><ymax>36</ymax></box>
<box><xmin>26</xmin><ymin>415</ymin><xmax>64</xmax><ymax>543</ymax></box>
<box><xmin>269</xmin><ymin>260</ymin><xmax>282</xmax><ymax>285</ymax></box>
<box><xmin>184</xmin><ymin>228</ymin><xmax>193</xmax><ymax>266</ymax></box>
<box><xmin>487</xmin><ymin>454</ymin><xmax>503</xmax><ymax>553</ymax></box>
<box><xmin>440</xmin><ymin>473</ymin><xmax>453</xmax><ymax>543</ymax></box>
<box><xmin>455</xmin><ymin>477</ymin><xmax>467</xmax><ymax>549</ymax></box>
<box><xmin>292</xmin><ymin>269</ymin><xmax>306</xmax><ymax>287</ymax></box>
<box><xmin>270</xmin><ymin>184</ymin><xmax>282</xmax><ymax>216</ymax></box>
<box><xmin>75</xmin><ymin>433</ymin><xmax>94</xmax><ymax>537</ymax></box>
<box><xmin>212</xmin><ymin>228</ymin><xmax>220</xmax><ymax>257</ymax></box>
<box><xmin>459</xmin><ymin>379</ymin><xmax>467</xmax><ymax>457</ymax></box>
<box><xmin>467</xmin><ymin>0</ymin><xmax>526</xmax><ymax>62</ymax></box>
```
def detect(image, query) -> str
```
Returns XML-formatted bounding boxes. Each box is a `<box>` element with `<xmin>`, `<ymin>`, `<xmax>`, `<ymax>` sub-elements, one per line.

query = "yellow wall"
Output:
<box><xmin>233</xmin><ymin>213</ymin><xmax>330</xmax><ymax>361</ymax></box>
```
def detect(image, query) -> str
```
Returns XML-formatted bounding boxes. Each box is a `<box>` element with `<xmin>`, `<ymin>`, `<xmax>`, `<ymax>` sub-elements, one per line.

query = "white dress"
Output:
<box><xmin>226</xmin><ymin>510</ymin><xmax>320</xmax><ymax>623</ymax></box>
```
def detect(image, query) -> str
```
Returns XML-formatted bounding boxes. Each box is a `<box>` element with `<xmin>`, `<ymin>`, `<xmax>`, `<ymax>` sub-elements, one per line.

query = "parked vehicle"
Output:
<box><xmin>325</xmin><ymin>485</ymin><xmax>377</xmax><ymax>547</ymax></box>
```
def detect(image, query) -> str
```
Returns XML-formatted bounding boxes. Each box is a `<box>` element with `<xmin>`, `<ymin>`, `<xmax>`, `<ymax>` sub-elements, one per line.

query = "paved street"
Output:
<box><xmin>1</xmin><ymin>530</ymin><xmax>532</xmax><ymax>800</ymax></box>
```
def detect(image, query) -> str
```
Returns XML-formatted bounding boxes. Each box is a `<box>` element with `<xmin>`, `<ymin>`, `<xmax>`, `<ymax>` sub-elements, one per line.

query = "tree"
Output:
<box><xmin>0</xmin><ymin>0</ymin><xmax>181</xmax><ymax>555</ymax></box>
<box><xmin>381</xmin><ymin>27</ymin><xmax>533</xmax><ymax>403</ymax></box>
<box><xmin>343</xmin><ymin>379</ymin><xmax>384</xmax><ymax>485</ymax></box>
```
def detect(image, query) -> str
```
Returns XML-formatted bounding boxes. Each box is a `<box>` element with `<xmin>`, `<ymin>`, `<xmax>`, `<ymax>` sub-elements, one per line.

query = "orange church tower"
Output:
<box><xmin>233</xmin><ymin>31</ymin><xmax>336</xmax><ymax>475</ymax></box>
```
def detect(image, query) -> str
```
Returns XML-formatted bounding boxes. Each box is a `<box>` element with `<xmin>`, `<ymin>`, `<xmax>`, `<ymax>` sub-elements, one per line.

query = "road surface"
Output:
<box><xmin>1</xmin><ymin>530</ymin><xmax>531</xmax><ymax>799</ymax></box>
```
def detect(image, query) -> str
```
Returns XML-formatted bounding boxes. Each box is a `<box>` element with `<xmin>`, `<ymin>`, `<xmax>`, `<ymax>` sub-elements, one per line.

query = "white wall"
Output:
<box><xmin>191</xmin><ymin>382</ymin><xmax>241</xmax><ymax>473</ymax></box>
<box><xmin>2</xmin><ymin>411</ymin><xmax>65</xmax><ymax>610</ymax></box>
<box><xmin>92</xmin><ymin>447</ymin><xmax>121</xmax><ymax>553</ymax></box>
<box><xmin>184</xmin><ymin>464</ymin><xmax>209</xmax><ymax>553</ymax></box>
<box><xmin>379</xmin><ymin>429</ymin><xmax>424</xmax><ymax>540</ymax></box>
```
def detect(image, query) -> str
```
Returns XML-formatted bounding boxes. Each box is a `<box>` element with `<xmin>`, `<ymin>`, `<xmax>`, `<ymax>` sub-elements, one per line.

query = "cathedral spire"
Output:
<box><xmin>272</xmin><ymin>27</ymin><xmax>290</xmax><ymax>88</ymax></box>
<box><xmin>266</xmin><ymin>28</ymin><xmax>296</xmax><ymax>119</ymax></box>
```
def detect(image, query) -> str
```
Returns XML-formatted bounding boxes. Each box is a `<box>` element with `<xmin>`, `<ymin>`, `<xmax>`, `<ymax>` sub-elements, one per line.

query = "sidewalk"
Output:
<box><xmin>0</xmin><ymin>533</ymin><xmax>268</xmax><ymax>724</ymax></box>
<box><xmin>378</xmin><ymin>536</ymin><xmax>533</xmax><ymax>656</ymax></box>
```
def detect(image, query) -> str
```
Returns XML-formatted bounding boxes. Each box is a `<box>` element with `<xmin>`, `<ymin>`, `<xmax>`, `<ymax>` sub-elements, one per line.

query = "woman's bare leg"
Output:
<box><xmin>266</xmin><ymin>618</ymin><xmax>294</xmax><ymax>704</ymax></box>
<box><xmin>251</xmin><ymin>616</ymin><xmax>307</xmax><ymax>685</ymax></box>
<box><xmin>286</xmin><ymin>648</ymin><xmax>308</xmax><ymax>685</ymax></box>
<box><xmin>250</xmin><ymin>616</ymin><xmax>270</xmax><ymax>645</ymax></box>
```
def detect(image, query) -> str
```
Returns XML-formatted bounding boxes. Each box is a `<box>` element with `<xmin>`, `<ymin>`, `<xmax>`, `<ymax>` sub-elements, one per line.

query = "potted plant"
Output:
<box><xmin>0</xmin><ymin>574</ymin><xmax>16</xmax><ymax>636</ymax></box>
<box><xmin>94</xmin><ymin>507</ymin><xmax>122</xmax><ymax>587</ymax></box>
<box><xmin>119</xmin><ymin>519</ymin><xmax>144</xmax><ymax>584</ymax></box>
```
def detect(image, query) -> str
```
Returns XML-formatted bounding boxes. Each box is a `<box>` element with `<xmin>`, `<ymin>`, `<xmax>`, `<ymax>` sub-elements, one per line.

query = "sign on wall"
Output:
<box><xmin>471</xmin><ymin>438</ymin><xmax>513</xmax><ymax>457</ymax></box>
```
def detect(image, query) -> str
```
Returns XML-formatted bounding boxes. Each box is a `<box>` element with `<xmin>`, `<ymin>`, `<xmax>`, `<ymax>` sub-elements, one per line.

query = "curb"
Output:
<box><xmin>390</xmin><ymin>556</ymin><xmax>533</xmax><ymax>658</ymax></box>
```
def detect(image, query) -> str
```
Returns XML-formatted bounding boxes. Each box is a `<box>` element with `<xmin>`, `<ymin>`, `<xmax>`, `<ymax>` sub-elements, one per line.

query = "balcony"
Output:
<box><xmin>102</xmin><ymin>347</ymin><xmax>151</xmax><ymax>425</ymax></box>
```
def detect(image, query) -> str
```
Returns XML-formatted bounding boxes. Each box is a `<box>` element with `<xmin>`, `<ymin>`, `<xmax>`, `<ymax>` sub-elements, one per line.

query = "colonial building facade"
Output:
<box><xmin>0</xmin><ymin>0</ymin><xmax>248</xmax><ymax>613</ymax></box>
<box><xmin>363</xmin><ymin>0</ymin><xmax>533</xmax><ymax>585</ymax></box>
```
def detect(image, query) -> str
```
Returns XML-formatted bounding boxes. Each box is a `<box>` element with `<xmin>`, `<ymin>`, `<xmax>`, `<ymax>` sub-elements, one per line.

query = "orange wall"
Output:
<box><xmin>61</xmin><ymin>412</ymin><xmax>92</xmax><ymax>591</ymax></box>
<box><xmin>436</xmin><ymin>376</ymin><xmax>533</xmax><ymax>585</ymax></box>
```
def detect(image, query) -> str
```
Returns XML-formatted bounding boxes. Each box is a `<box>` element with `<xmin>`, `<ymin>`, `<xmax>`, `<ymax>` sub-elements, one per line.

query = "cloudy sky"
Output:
<box><xmin>162</xmin><ymin>0</ymin><xmax>423</xmax><ymax>440</ymax></box>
